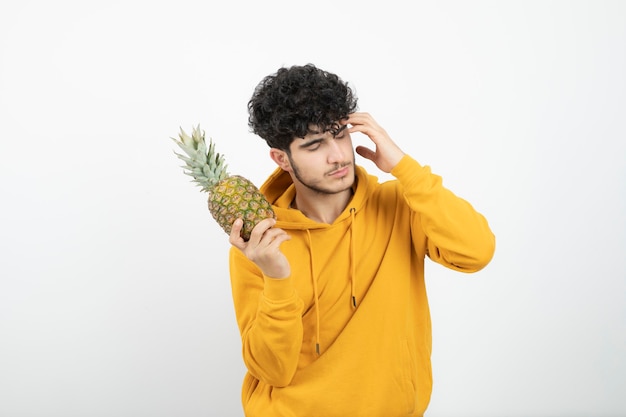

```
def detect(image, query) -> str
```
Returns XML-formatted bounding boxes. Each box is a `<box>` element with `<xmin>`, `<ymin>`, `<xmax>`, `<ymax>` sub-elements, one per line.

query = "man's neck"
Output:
<box><xmin>291</xmin><ymin>187</ymin><xmax>354</xmax><ymax>224</ymax></box>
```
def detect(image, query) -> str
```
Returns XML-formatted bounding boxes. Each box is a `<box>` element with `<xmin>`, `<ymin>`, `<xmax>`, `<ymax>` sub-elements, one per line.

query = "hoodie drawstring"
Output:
<box><xmin>307</xmin><ymin>209</ymin><xmax>357</xmax><ymax>355</ymax></box>
<box><xmin>306</xmin><ymin>230</ymin><xmax>321</xmax><ymax>355</ymax></box>
<box><xmin>349</xmin><ymin>207</ymin><xmax>357</xmax><ymax>308</ymax></box>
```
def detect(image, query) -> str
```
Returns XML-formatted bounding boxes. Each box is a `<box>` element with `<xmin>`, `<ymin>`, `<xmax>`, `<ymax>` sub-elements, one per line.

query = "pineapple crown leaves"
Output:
<box><xmin>171</xmin><ymin>125</ymin><xmax>229</xmax><ymax>193</ymax></box>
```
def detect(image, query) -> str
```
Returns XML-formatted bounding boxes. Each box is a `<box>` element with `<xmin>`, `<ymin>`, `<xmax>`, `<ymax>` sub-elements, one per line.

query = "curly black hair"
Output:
<box><xmin>247</xmin><ymin>64</ymin><xmax>358</xmax><ymax>151</ymax></box>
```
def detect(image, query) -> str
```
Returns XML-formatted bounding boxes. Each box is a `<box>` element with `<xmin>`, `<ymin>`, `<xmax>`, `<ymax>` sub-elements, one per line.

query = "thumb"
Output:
<box><xmin>355</xmin><ymin>145</ymin><xmax>375</xmax><ymax>162</ymax></box>
<box><xmin>229</xmin><ymin>218</ymin><xmax>246</xmax><ymax>248</ymax></box>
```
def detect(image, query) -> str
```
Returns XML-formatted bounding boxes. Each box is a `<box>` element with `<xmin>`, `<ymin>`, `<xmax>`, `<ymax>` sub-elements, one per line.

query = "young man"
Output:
<box><xmin>228</xmin><ymin>64</ymin><xmax>495</xmax><ymax>417</ymax></box>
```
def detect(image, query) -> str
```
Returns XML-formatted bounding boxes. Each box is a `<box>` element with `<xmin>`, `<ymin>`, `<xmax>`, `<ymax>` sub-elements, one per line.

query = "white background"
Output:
<box><xmin>1</xmin><ymin>1</ymin><xmax>624</xmax><ymax>416</ymax></box>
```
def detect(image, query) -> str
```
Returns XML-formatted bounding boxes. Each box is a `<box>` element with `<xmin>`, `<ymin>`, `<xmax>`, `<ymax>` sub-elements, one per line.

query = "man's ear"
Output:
<box><xmin>269</xmin><ymin>148</ymin><xmax>291</xmax><ymax>171</ymax></box>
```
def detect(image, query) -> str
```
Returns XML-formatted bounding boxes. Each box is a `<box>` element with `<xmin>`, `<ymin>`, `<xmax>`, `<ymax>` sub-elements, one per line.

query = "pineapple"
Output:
<box><xmin>172</xmin><ymin>125</ymin><xmax>275</xmax><ymax>241</ymax></box>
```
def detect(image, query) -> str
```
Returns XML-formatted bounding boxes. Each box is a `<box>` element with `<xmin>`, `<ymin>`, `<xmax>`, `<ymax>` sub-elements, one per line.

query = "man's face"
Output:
<box><xmin>285</xmin><ymin>124</ymin><xmax>356</xmax><ymax>195</ymax></box>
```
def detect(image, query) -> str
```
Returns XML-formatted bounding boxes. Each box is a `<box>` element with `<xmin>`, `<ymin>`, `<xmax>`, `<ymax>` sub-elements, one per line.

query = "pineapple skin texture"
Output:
<box><xmin>171</xmin><ymin>125</ymin><xmax>275</xmax><ymax>242</ymax></box>
<box><xmin>208</xmin><ymin>175</ymin><xmax>275</xmax><ymax>241</ymax></box>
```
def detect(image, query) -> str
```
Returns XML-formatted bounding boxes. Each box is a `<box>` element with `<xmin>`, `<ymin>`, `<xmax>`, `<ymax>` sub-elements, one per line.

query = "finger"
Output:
<box><xmin>255</xmin><ymin>226</ymin><xmax>287</xmax><ymax>247</ymax></box>
<box><xmin>346</xmin><ymin>111</ymin><xmax>369</xmax><ymax>121</ymax></box>
<box><xmin>355</xmin><ymin>145</ymin><xmax>376</xmax><ymax>162</ymax></box>
<box><xmin>229</xmin><ymin>218</ymin><xmax>246</xmax><ymax>248</ymax></box>
<box><xmin>349</xmin><ymin>123</ymin><xmax>383</xmax><ymax>144</ymax></box>
<box><xmin>341</xmin><ymin>113</ymin><xmax>359</xmax><ymax>127</ymax></box>
<box><xmin>271</xmin><ymin>232</ymin><xmax>291</xmax><ymax>247</ymax></box>
<box><xmin>347</xmin><ymin>112</ymin><xmax>376</xmax><ymax>127</ymax></box>
<box><xmin>247</xmin><ymin>217</ymin><xmax>277</xmax><ymax>246</ymax></box>
<box><xmin>263</xmin><ymin>231</ymin><xmax>291</xmax><ymax>252</ymax></box>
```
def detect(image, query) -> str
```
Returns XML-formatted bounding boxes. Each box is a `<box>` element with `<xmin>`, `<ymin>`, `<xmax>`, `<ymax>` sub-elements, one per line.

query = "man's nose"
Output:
<box><xmin>327</xmin><ymin>139</ymin><xmax>345</xmax><ymax>163</ymax></box>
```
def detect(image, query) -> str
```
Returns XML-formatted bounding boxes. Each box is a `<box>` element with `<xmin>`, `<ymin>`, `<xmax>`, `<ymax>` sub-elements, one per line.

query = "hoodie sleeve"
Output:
<box><xmin>391</xmin><ymin>155</ymin><xmax>495</xmax><ymax>272</ymax></box>
<box><xmin>229</xmin><ymin>247</ymin><xmax>304</xmax><ymax>387</ymax></box>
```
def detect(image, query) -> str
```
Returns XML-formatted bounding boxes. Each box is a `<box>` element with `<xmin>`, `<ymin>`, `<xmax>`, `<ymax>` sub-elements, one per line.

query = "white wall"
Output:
<box><xmin>1</xmin><ymin>1</ymin><xmax>624</xmax><ymax>416</ymax></box>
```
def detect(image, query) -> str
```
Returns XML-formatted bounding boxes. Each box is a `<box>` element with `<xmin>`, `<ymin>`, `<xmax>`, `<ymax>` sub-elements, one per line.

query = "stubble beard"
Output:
<box><xmin>289</xmin><ymin>155</ymin><xmax>355</xmax><ymax>196</ymax></box>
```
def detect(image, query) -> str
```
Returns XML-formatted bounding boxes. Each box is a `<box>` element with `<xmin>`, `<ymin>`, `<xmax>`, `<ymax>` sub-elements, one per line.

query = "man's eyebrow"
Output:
<box><xmin>298</xmin><ymin>137</ymin><xmax>324</xmax><ymax>148</ymax></box>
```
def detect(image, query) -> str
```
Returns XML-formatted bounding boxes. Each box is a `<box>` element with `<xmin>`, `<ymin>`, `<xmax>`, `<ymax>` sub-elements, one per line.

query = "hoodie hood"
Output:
<box><xmin>260</xmin><ymin>164</ymin><xmax>376</xmax><ymax>229</ymax></box>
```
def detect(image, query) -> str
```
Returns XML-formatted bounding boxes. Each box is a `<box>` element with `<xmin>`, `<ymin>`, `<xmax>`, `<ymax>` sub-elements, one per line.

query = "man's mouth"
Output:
<box><xmin>328</xmin><ymin>164</ymin><xmax>351</xmax><ymax>177</ymax></box>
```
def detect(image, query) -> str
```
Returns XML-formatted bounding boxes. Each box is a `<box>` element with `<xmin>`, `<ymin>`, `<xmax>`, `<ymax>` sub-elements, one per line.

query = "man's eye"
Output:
<box><xmin>305</xmin><ymin>141</ymin><xmax>322</xmax><ymax>151</ymax></box>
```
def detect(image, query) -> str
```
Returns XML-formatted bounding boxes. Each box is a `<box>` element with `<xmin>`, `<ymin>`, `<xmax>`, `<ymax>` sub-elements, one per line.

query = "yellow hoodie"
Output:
<box><xmin>229</xmin><ymin>155</ymin><xmax>495</xmax><ymax>417</ymax></box>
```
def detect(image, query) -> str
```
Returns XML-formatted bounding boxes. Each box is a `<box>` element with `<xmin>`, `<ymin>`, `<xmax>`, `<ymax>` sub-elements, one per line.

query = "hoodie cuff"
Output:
<box><xmin>390</xmin><ymin>154</ymin><xmax>436</xmax><ymax>190</ymax></box>
<box><xmin>263</xmin><ymin>275</ymin><xmax>296</xmax><ymax>301</ymax></box>
<box><xmin>390</xmin><ymin>154</ymin><xmax>424</xmax><ymax>180</ymax></box>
